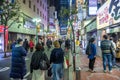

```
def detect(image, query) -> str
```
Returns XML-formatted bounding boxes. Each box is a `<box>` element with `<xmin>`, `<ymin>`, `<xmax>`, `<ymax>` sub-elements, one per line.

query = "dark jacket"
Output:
<box><xmin>30</xmin><ymin>51</ymin><xmax>49</xmax><ymax>73</ymax></box>
<box><xmin>50</xmin><ymin>48</ymin><xmax>64</xmax><ymax>64</ymax></box>
<box><xmin>88</xmin><ymin>43</ymin><xmax>97</xmax><ymax>59</ymax></box>
<box><xmin>65</xmin><ymin>39</ymin><xmax>71</xmax><ymax>49</ymax></box>
<box><xmin>10</xmin><ymin>44</ymin><xmax>27</xmax><ymax>79</ymax></box>
<box><xmin>23</xmin><ymin>40</ymin><xmax>29</xmax><ymax>51</ymax></box>
<box><xmin>101</xmin><ymin>40</ymin><xmax>112</xmax><ymax>54</ymax></box>
<box><xmin>10</xmin><ymin>42</ymin><xmax>16</xmax><ymax>50</ymax></box>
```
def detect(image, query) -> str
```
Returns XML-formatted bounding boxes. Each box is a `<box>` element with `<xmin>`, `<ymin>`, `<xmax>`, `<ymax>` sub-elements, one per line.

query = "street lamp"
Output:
<box><xmin>32</xmin><ymin>18</ymin><xmax>41</xmax><ymax>44</ymax></box>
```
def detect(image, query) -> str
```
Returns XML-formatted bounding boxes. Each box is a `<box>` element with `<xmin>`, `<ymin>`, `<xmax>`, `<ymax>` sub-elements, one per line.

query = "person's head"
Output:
<box><xmin>103</xmin><ymin>35</ymin><xmax>108</xmax><ymax>40</ymax></box>
<box><xmin>35</xmin><ymin>43</ymin><xmax>44</xmax><ymax>51</ymax></box>
<box><xmin>89</xmin><ymin>38</ymin><xmax>95</xmax><ymax>43</ymax></box>
<box><xmin>17</xmin><ymin>38</ymin><xmax>23</xmax><ymax>45</ymax></box>
<box><xmin>110</xmin><ymin>37</ymin><xmax>113</xmax><ymax>41</ymax></box>
<box><xmin>25</xmin><ymin>38</ymin><xmax>27</xmax><ymax>41</ymax></box>
<box><xmin>53</xmin><ymin>40</ymin><xmax>60</xmax><ymax>48</ymax></box>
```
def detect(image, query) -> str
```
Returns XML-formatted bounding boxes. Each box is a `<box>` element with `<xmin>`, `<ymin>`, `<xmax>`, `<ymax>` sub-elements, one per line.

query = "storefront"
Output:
<box><xmin>97</xmin><ymin>0</ymin><xmax>120</xmax><ymax>45</ymax></box>
<box><xmin>107</xmin><ymin>26</ymin><xmax>120</xmax><ymax>42</ymax></box>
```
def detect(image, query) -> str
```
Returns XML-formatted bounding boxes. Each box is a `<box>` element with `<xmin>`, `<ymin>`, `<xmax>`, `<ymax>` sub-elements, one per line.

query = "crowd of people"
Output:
<box><xmin>9</xmin><ymin>35</ymin><xmax>120</xmax><ymax>80</ymax></box>
<box><xmin>86</xmin><ymin>34</ymin><xmax>120</xmax><ymax>73</ymax></box>
<box><xmin>9</xmin><ymin>37</ymin><xmax>71</xmax><ymax>80</ymax></box>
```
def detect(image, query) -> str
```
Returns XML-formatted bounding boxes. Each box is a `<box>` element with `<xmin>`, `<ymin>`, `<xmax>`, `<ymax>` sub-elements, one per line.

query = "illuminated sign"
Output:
<box><xmin>97</xmin><ymin>0</ymin><xmax>120</xmax><ymax>29</ymax></box>
<box><xmin>88</xmin><ymin>0</ymin><xmax>97</xmax><ymax>15</ymax></box>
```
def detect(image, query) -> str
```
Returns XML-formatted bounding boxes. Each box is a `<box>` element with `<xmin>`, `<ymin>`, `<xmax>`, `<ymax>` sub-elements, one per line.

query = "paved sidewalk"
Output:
<box><xmin>79</xmin><ymin>54</ymin><xmax>120</xmax><ymax>80</ymax></box>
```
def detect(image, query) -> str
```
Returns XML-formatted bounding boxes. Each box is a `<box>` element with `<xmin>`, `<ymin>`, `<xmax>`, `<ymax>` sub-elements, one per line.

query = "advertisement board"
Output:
<box><xmin>88</xmin><ymin>0</ymin><xmax>97</xmax><ymax>15</ymax></box>
<box><xmin>97</xmin><ymin>0</ymin><xmax>120</xmax><ymax>29</ymax></box>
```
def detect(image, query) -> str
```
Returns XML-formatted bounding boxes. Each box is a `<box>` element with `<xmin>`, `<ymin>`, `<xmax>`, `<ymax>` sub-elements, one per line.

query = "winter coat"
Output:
<box><xmin>88</xmin><ymin>43</ymin><xmax>97</xmax><ymax>59</ymax></box>
<box><xmin>30</xmin><ymin>51</ymin><xmax>49</xmax><ymax>73</ymax></box>
<box><xmin>65</xmin><ymin>39</ymin><xmax>71</xmax><ymax>49</ymax></box>
<box><xmin>10</xmin><ymin>44</ymin><xmax>27</xmax><ymax>79</ymax></box>
<box><xmin>23</xmin><ymin>40</ymin><xmax>29</xmax><ymax>51</ymax></box>
<box><xmin>50</xmin><ymin>48</ymin><xmax>64</xmax><ymax>64</ymax></box>
<box><xmin>10</xmin><ymin>42</ymin><xmax>16</xmax><ymax>50</ymax></box>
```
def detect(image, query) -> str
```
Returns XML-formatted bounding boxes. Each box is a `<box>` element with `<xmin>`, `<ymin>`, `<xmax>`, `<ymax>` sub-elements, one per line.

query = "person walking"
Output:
<box><xmin>65</xmin><ymin>39</ymin><xmax>71</xmax><ymax>51</ymax></box>
<box><xmin>29</xmin><ymin>39</ymin><xmax>34</xmax><ymax>52</ymax></box>
<box><xmin>50</xmin><ymin>40</ymin><xmax>64</xmax><ymax>80</ymax></box>
<box><xmin>46</xmin><ymin>38</ymin><xmax>52</xmax><ymax>50</ymax></box>
<box><xmin>30</xmin><ymin>43</ymin><xmax>49</xmax><ymax>80</ymax></box>
<box><xmin>10</xmin><ymin>38</ymin><xmax>27</xmax><ymax>80</ymax></box>
<box><xmin>87</xmin><ymin>38</ymin><xmax>97</xmax><ymax>72</ymax></box>
<box><xmin>101</xmin><ymin>35</ymin><xmax>113</xmax><ymax>73</ymax></box>
<box><xmin>23</xmin><ymin>39</ymin><xmax>29</xmax><ymax>53</ymax></box>
<box><xmin>110</xmin><ymin>37</ymin><xmax>117</xmax><ymax>67</ymax></box>
<box><xmin>10</xmin><ymin>40</ymin><xmax>17</xmax><ymax>50</ymax></box>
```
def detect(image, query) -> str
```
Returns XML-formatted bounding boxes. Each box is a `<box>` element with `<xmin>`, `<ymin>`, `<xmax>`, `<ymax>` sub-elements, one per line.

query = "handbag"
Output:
<box><xmin>47</xmin><ymin>67</ymin><xmax>52</xmax><ymax>77</ymax></box>
<box><xmin>64</xmin><ymin>56</ymin><xmax>68</xmax><ymax>69</ymax></box>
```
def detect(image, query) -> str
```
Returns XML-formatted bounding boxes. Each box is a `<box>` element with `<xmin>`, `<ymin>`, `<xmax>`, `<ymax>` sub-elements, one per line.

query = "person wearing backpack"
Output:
<box><xmin>87</xmin><ymin>38</ymin><xmax>97</xmax><ymax>72</ymax></box>
<box><xmin>30</xmin><ymin>43</ymin><xmax>49</xmax><ymax>80</ymax></box>
<box><xmin>50</xmin><ymin>40</ymin><xmax>64</xmax><ymax>80</ymax></box>
<box><xmin>101</xmin><ymin>35</ymin><xmax>113</xmax><ymax>73</ymax></box>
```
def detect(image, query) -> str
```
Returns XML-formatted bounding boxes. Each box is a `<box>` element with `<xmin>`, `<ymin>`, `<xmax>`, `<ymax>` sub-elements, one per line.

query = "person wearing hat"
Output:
<box><xmin>50</xmin><ymin>40</ymin><xmax>64</xmax><ymax>80</ymax></box>
<box><xmin>10</xmin><ymin>38</ymin><xmax>27</xmax><ymax>80</ymax></box>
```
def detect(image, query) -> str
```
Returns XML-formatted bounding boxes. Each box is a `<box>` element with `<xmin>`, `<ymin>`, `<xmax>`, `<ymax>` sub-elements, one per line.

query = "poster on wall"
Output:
<box><xmin>97</xmin><ymin>0</ymin><xmax>120</xmax><ymax>29</ymax></box>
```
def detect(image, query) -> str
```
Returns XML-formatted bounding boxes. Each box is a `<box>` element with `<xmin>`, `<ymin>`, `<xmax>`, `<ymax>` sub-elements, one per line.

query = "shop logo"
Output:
<box><xmin>109</xmin><ymin>0</ymin><xmax>120</xmax><ymax>20</ymax></box>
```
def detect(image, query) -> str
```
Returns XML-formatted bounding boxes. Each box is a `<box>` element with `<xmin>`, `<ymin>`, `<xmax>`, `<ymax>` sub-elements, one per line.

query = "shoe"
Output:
<box><xmin>109</xmin><ymin>70</ymin><xmax>112</xmax><ymax>74</ymax></box>
<box><xmin>91</xmin><ymin>70</ymin><xmax>96</xmax><ymax>73</ymax></box>
<box><xmin>112</xmin><ymin>65</ymin><xmax>117</xmax><ymax>68</ymax></box>
<box><xmin>103</xmin><ymin>70</ymin><xmax>107</xmax><ymax>73</ymax></box>
<box><xmin>87</xmin><ymin>69</ymin><xmax>92</xmax><ymax>72</ymax></box>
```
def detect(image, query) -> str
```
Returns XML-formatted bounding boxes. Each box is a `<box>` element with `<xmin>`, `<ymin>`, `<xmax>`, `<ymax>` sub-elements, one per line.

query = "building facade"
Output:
<box><xmin>5</xmin><ymin>0</ymin><xmax>48</xmax><ymax>52</ymax></box>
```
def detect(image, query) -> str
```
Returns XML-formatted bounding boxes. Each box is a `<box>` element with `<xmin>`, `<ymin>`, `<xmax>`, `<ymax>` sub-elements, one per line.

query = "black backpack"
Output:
<box><xmin>39</xmin><ymin>53</ymin><xmax>48</xmax><ymax>70</ymax></box>
<box><xmin>31</xmin><ymin>51</ymin><xmax>48</xmax><ymax>70</ymax></box>
<box><xmin>86</xmin><ymin>43</ymin><xmax>92</xmax><ymax>55</ymax></box>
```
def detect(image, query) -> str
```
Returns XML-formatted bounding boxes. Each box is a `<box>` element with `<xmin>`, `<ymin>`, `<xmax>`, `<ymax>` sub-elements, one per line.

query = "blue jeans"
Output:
<box><xmin>52</xmin><ymin>63</ymin><xmax>63</xmax><ymax>80</ymax></box>
<box><xmin>102</xmin><ymin>54</ymin><xmax>112</xmax><ymax>71</ymax></box>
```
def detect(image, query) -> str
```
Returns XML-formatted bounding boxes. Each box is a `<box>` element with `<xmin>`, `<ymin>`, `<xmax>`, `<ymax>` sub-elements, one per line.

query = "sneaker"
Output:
<box><xmin>109</xmin><ymin>70</ymin><xmax>112</xmax><ymax>74</ymax></box>
<box><xmin>112</xmin><ymin>65</ymin><xmax>117</xmax><ymax>68</ymax></box>
<box><xmin>103</xmin><ymin>70</ymin><xmax>107</xmax><ymax>73</ymax></box>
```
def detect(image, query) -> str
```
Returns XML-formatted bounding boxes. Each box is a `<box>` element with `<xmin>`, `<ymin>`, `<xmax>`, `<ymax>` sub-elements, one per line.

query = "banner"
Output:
<box><xmin>97</xmin><ymin>0</ymin><xmax>120</xmax><ymax>29</ymax></box>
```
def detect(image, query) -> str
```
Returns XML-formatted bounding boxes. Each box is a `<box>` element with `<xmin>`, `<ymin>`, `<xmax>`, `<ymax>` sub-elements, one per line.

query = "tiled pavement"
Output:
<box><xmin>79</xmin><ymin>54</ymin><xmax>120</xmax><ymax>80</ymax></box>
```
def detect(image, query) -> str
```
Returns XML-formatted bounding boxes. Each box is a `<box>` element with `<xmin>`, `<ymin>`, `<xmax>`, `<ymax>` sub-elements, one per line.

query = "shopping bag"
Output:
<box><xmin>64</xmin><ymin>56</ymin><xmax>68</xmax><ymax>69</ymax></box>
